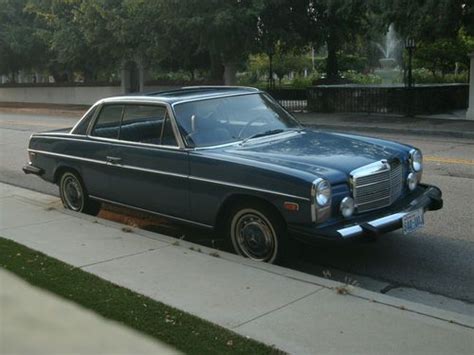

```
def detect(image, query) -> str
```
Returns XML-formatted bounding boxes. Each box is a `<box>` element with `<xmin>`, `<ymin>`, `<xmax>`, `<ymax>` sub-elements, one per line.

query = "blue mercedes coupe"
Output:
<box><xmin>23</xmin><ymin>86</ymin><xmax>442</xmax><ymax>263</ymax></box>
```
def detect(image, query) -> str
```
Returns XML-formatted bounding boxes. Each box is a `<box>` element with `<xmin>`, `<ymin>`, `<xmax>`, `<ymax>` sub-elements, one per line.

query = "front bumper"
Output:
<box><xmin>289</xmin><ymin>184</ymin><xmax>443</xmax><ymax>242</ymax></box>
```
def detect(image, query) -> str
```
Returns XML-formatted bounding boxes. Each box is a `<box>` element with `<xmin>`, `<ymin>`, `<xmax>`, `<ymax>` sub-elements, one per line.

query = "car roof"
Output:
<box><xmin>100</xmin><ymin>86</ymin><xmax>262</xmax><ymax>105</ymax></box>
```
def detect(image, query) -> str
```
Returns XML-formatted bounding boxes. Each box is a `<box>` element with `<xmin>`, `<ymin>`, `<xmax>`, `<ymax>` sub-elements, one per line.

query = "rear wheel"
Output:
<box><xmin>59</xmin><ymin>171</ymin><xmax>101</xmax><ymax>216</ymax></box>
<box><xmin>227</xmin><ymin>203</ymin><xmax>288</xmax><ymax>264</ymax></box>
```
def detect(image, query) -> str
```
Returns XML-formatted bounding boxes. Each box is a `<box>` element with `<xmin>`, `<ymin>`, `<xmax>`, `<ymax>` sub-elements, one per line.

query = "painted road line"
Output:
<box><xmin>425</xmin><ymin>156</ymin><xmax>474</xmax><ymax>166</ymax></box>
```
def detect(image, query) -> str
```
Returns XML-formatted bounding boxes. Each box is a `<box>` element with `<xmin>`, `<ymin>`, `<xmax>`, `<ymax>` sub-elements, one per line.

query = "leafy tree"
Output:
<box><xmin>26</xmin><ymin>0</ymin><xmax>119</xmax><ymax>82</ymax></box>
<box><xmin>248</xmin><ymin>50</ymin><xmax>310</xmax><ymax>86</ymax></box>
<box><xmin>255</xmin><ymin>0</ymin><xmax>308</xmax><ymax>87</ymax></box>
<box><xmin>303</xmin><ymin>0</ymin><xmax>370</xmax><ymax>81</ymax></box>
<box><xmin>0</xmin><ymin>0</ymin><xmax>46</xmax><ymax>81</ymax></box>
<box><xmin>414</xmin><ymin>33</ymin><xmax>473</xmax><ymax>75</ymax></box>
<box><xmin>153</xmin><ymin>1</ymin><xmax>211</xmax><ymax>80</ymax></box>
<box><xmin>381</xmin><ymin>0</ymin><xmax>474</xmax><ymax>40</ymax></box>
<box><xmin>379</xmin><ymin>1</ymin><xmax>474</xmax><ymax>77</ymax></box>
<box><xmin>158</xmin><ymin>0</ymin><xmax>261</xmax><ymax>84</ymax></box>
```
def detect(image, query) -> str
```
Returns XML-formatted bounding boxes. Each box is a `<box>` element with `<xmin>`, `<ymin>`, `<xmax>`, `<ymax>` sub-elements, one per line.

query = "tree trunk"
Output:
<box><xmin>83</xmin><ymin>68</ymin><xmax>94</xmax><ymax>82</ymax></box>
<box><xmin>223</xmin><ymin>63</ymin><xmax>237</xmax><ymax>85</ymax></box>
<box><xmin>209</xmin><ymin>53</ymin><xmax>224</xmax><ymax>82</ymax></box>
<box><xmin>326</xmin><ymin>35</ymin><xmax>339</xmax><ymax>81</ymax></box>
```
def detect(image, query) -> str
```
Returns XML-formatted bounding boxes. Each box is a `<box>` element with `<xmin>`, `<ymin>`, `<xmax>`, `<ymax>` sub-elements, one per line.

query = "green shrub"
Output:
<box><xmin>236</xmin><ymin>71</ymin><xmax>259</xmax><ymax>86</ymax></box>
<box><xmin>412</xmin><ymin>68</ymin><xmax>468</xmax><ymax>84</ymax></box>
<box><xmin>290</xmin><ymin>72</ymin><xmax>320</xmax><ymax>88</ymax></box>
<box><xmin>314</xmin><ymin>54</ymin><xmax>368</xmax><ymax>73</ymax></box>
<box><xmin>342</xmin><ymin>70</ymin><xmax>383</xmax><ymax>84</ymax></box>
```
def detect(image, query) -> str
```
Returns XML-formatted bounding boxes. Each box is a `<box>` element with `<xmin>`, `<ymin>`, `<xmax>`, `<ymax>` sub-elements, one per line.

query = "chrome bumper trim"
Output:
<box><xmin>338</xmin><ymin>212</ymin><xmax>408</xmax><ymax>238</ymax></box>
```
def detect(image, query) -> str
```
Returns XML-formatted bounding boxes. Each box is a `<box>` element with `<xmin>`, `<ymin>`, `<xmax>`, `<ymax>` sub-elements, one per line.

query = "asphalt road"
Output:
<box><xmin>1</xmin><ymin>110</ymin><xmax>473</xmax><ymax>307</ymax></box>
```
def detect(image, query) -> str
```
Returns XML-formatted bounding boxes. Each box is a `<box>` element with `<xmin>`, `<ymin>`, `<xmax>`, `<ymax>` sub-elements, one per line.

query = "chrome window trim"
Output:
<box><xmin>87</xmin><ymin>101</ymin><xmax>185</xmax><ymax>149</ymax></box>
<box><xmin>180</xmin><ymin>85</ymin><xmax>260</xmax><ymax>92</ymax></box>
<box><xmin>28</xmin><ymin>148</ymin><xmax>310</xmax><ymax>201</ymax></box>
<box><xmin>165</xmin><ymin>102</ymin><xmax>186</xmax><ymax>149</ymax></box>
<box><xmin>98</xmin><ymin>97</ymin><xmax>171</xmax><ymax>105</ymax></box>
<box><xmin>89</xmin><ymin>195</ymin><xmax>213</xmax><ymax>229</ymax></box>
<box><xmin>35</xmin><ymin>132</ymin><xmax>90</xmax><ymax>138</ymax></box>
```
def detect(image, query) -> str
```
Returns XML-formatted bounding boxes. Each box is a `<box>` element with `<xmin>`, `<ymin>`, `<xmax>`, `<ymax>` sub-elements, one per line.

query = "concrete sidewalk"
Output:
<box><xmin>1</xmin><ymin>182</ymin><xmax>473</xmax><ymax>354</ymax></box>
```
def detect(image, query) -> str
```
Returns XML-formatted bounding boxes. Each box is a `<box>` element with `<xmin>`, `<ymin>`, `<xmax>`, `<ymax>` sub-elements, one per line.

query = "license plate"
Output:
<box><xmin>402</xmin><ymin>209</ymin><xmax>425</xmax><ymax>235</ymax></box>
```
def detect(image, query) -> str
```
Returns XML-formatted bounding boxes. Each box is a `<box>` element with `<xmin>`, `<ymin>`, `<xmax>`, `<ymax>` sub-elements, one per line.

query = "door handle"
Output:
<box><xmin>106</xmin><ymin>156</ymin><xmax>122</xmax><ymax>164</ymax></box>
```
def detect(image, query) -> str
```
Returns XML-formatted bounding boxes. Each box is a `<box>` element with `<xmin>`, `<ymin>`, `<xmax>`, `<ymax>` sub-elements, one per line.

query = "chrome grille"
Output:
<box><xmin>351</xmin><ymin>160</ymin><xmax>403</xmax><ymax>213</ymax></box>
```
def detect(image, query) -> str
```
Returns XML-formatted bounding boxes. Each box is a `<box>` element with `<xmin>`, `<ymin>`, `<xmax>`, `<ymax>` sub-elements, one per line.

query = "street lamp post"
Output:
<box><xmin>405</xmin><ymin>38</ymin><xmax>416</xmax><ymax>88</ymax></box>
<box><xmin>405</xmin><ymin>38</ymin><xmax>416</xmax><ymax>116</ymax></box>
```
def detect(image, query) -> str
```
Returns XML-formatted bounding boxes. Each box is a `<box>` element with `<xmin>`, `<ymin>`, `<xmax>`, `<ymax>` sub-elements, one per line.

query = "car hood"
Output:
<box><xmin>213</xmin><ymin>129</ymin><xmax>411</xmax><ymax>184</ymax></box>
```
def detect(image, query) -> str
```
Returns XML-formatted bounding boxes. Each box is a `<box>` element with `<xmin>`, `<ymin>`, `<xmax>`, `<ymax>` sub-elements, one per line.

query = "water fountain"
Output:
<box><xmin>308</xmin><ymin>23</ymin><xmax>467</xmax><ymax>115</ymax></box>
<box><xmin>374</xmin><ymin>24</ymin><xmax>402</xmax><ymax>85</ymax></box>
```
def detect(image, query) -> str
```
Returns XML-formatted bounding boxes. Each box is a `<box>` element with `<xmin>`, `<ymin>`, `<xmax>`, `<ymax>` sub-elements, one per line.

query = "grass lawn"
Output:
<box><xmin>0</xmin><ymin>237</ymin><xmax>283</xmax><ymax>354</ymax></box>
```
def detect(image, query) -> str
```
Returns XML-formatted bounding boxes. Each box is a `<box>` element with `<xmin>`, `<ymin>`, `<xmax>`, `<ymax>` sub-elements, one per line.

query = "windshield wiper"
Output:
<box><xmin>240</xmin><ymin>129</ymin><xmax>286</xmax><ymax>144</ymax></box>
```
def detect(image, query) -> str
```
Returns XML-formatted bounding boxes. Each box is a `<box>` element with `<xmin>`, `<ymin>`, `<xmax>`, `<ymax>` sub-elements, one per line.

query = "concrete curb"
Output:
<box><xmin>303</xmin><ymin>123</ymin><xmax>474</xmax><ymax>140</ymax></box>
<box><xmin>6</xmin><ymin>184</ymin><xmax>473</xmax><ymax>330</ymax></box>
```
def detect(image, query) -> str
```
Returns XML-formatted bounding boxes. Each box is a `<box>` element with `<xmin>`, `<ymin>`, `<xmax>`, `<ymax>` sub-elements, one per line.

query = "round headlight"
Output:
<box><xmin>410</xmin><ymin>149</ymin><xmax>423</xmax><ymax>172</ymax></box>
<box><xmin>407</xmin><ymin>172</ymin><xmax>418</xmax><ymax>191</ymax></box>
<box><xmin>340</xmin><ymin>197</ymin><xmax>355</xmax><ymax>218</ymax></box>
<box><xmin>315</xmin><ymin>179</ymin><xmax>331</xmax><ymax>207</ymax></box>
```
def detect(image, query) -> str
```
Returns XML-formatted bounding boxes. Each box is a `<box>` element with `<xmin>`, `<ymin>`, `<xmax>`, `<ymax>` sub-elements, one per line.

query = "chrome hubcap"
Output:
<box><xmin>232</xmin><ymin>211</ymin><xmax>276</xmax><ymax>262</ymax></box>
<box><xmin>62</xmin><ymin>175</ymin><xmax>83</xmax><ymax>211</ymax></box>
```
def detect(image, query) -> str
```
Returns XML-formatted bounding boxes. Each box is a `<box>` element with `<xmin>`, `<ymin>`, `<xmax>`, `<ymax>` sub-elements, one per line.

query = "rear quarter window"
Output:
<box><xmin>72</xmin><ymin>106</ymin><xmax>97</xmax><ymax>135</ymax></box>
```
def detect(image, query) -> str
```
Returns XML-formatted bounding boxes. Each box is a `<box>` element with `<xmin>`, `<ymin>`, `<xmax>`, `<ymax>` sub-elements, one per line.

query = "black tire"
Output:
<box><xmin>225</xmin><ymin>201</ymin><xmax>289</xmax><ymax>264</ymax></box>
<box><xmin>59</xmin><ymin>171</ymin><xmax>101</xmax><ymax>216</ymax></box>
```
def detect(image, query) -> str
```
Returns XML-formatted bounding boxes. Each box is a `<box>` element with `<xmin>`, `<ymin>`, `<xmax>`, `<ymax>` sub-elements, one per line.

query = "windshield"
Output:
<box><xmin>173</xmin><ymin>93</ymin><xmax>301</xmax><ymax>147</ymax></box>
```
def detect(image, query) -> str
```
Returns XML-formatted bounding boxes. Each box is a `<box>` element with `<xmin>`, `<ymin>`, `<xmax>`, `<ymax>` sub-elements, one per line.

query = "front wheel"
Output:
<box><xmin>59</xmin><ymin>171</ymin><xmax>101</xmax><ymax>216</ymax></box>
<box><xmin>228</xmin><ymin>203</ymin><xmax>287</xmax><ymax>264</ymax></box>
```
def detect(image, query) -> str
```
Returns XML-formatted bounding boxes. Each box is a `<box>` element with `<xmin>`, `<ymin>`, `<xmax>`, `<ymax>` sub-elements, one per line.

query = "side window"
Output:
<box><xmin>119</xmin><ymin>105</ymin><xmax>177</xmax><ymax>146</ymax></box>
<box><xmin>72</xmin><ymin>106</ymin><xmax>97</xmax><ymax>135</ymax></box>
<box><xmin>91</xmin><ymin>105</ymin><xmax>124</xmax><ymax>139</ymax></box>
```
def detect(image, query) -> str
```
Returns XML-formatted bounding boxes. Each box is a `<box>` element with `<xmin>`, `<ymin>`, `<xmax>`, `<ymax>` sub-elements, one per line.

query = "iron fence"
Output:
<box><xmin>266</xmin><ymin>88</ymin><xmax>307</xmax><ymax>112</ymax></box>
<box><xmin>307</xmin><ymin>84</ymin><xmax>468</xmax><ymax>115</ymax></box>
